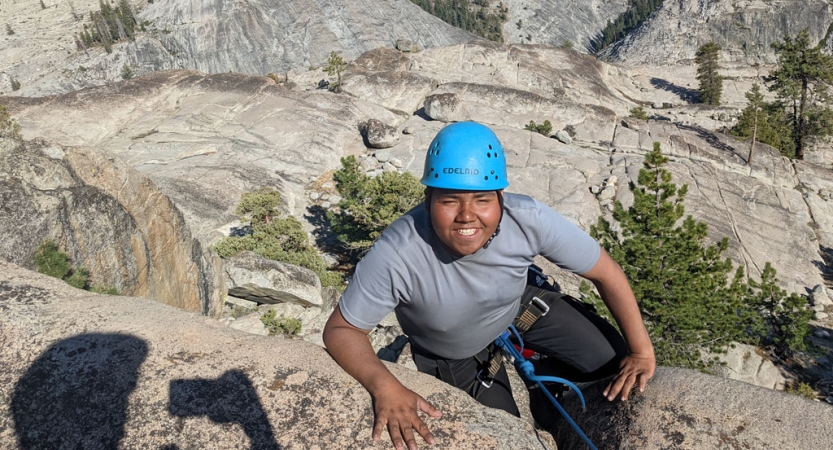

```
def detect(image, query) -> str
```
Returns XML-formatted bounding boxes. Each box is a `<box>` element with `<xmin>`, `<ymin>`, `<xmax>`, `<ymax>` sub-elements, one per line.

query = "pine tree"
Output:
<box><xmin>742</xmin><ymin>83</ymin><xmax>765</xmax><ymax>165</ymax></box>
<box><xmin>766</xmin><ymin>28</ymin><xmax>833</xmax><ymax>159</ymax></box>
<box><xmin>695</xmin><ymin>42</ymin><xmax>723</xmax><ymax>105</ymax></box>
<box><xmin>731</xmin><ymin>88</ymin><xmax>796</xmax><ymax>158</ymax></box>
<box><xmin>589</xmin><ymin>142</ymin><xmax>751</xmax><ymax>369</ymax></box>
<box><xmin>746</xmin><ymin>263</ymin><xmax>813</xmax><ymax>357</ymax></box>
<box><xmin>117</xmin><ymin>0</ymin><xmax>136</xmax><ymax>39</ymax></box>
<box><xmin>324</xmin><ymin>51</ymin><xmax>347</xmax><ymax>93</ymax></box>
<box><xmin>587</xmin><ymin>142</ymin><xmax>812</xmax><ymax>368</ymax></box>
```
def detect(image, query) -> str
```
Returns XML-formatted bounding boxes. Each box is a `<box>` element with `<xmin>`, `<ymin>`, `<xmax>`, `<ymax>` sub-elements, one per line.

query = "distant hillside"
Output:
<box><xmin>0</xmin><ymin>0</ymin><xmax>478</xmax><ymax>97</ymax></box>
<box><xmin>601</xmin><ymin>0</ymin><xmax>833</xmax><ymax>65</ymax></box>
<box><xmin>403</xmin><ymin>0</ymin><xmax>833</xmax><ymax>65</ymax></box>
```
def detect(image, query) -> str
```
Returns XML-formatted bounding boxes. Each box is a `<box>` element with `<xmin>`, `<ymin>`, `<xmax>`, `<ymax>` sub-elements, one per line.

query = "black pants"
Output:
<box><xmin>412</xmin><ymin>285</ymin><xmax>628</xmax><ymax>425</ymax></box>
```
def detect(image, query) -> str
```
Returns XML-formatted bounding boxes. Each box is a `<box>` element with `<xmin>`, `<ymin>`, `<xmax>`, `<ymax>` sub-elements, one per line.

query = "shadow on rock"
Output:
<box><xmin>677</xmin><ymin>124</ymin><xmax>738</xmax><ymax>155</ymax></box>
<box><xmin>813</xmin><ymin>246</ymin><xmax>833</xmax><ymax>283</ymax></box>
<box><xmin>650</xmin><ymin>78</ymin><xmax>699</xmax><ymax>103</ymax></box>
<box><xmin>169</xmin><ymin>370</ymin><xmax>281</xmax><ymax>450</ymax></box>
<box><xmin>11</xmin><ymin>333</ymin><xmax>148</xmax><ymax>449</ymax></box>
<box><xmin>305</xmin><ymin>205</ymin><xmax>340</xmax><ymax>254</ymax></box>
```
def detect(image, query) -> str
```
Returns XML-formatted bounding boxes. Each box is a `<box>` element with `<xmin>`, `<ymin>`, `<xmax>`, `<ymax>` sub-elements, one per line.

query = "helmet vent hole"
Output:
<box><xmin>484</xmin><ymin>176</ymin><xmax>489</xmax><ymax>181</ymax></box>
<box><xmin>486</xmin><ymin>152</ymin><xmax>491</xmax><ymax>158</ymax></box>
<box><xmin>434</xmin><ymin>174</ymin><xmax>439</xmax><ymax>178</ymax></box>
<box><xmin>488</xmin><ymin>145</ymin><xmax>493</xmax><ymax>150</ymax></box>
<box><xmin>494</xmin><ymin>176</ymin><xmax>499</xmax><ymax>180</ymax></box>
<box><xmin>491</xmin><ymin>170</ymin><xmax>495</xmax><ymax>174</ymax></box>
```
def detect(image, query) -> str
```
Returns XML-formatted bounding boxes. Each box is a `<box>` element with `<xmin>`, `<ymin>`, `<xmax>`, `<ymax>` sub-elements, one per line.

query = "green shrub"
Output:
<box><xmin>328</xmin><ymin>156</ymin><xmax>424</xmax><ymax>252</ymax></box>
<box><xmin>64</xmin><ymin>266</ymin><xmax>90</xmax><ymax>289</ymax></box>
<box><xmin>629</xmin><ymin>106</ymin><xmax>649</xmax><ymax>120</ymax></box>
<box><xmin>261</xmin><ymin>309</ymin><xmax>302</xmax><ymax>336</ymax></box>
<box><xmin>785</xmin><ymin>381</ymin><xmax>816</xmax><ymax>400</ymax></box>
<box><xmin>90</xmin><ymin>285</ymin><xmax>120</xmax><ymax>295</ymax></box>
<box><xmin>34</xmin><ymin>241</ymin><xmax>73</xmax><ymax>280</ymax></box>
<box><xmin>214</xmin><ymin>188</ymin><xmax>343</xmax><ymax>288</ymax></box>
<box><xmin>524</xmin><ymin>120</ymin><xmax>553</xmax><ymax>136</ymax></box>
<box><xmin>33</xmin><ymin>241</ymin><xmax>89</xmax><ymax>289</ymax></box>
<box><xmin>0</xmin><ymin>104</ymin><xmax>22</xmax><ymax>139</ymax></box>
<box><xmin>120</xmin><ymin>64</ymin><xmax>134</xmax><ymax>80</ymax></box>
<box><xmin>10</xmin><ymin>78</ymin><xmax>20</xmax><ymax>91</ymax></box>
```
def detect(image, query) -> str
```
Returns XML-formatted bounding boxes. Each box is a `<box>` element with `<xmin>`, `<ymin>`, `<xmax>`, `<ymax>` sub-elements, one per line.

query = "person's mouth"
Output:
<box><xmin>456</xmin><ymin>228</ymin><xmax>479</xmax><ymax>236</ymax></box>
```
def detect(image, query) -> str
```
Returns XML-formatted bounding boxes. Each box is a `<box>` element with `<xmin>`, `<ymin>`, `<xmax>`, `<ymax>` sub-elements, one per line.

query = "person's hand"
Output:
<box><xmin>371</xmin><ymin>384</ymin><xmax>442</xmax><ymax>450</ymax></box>
<box><xmin>602</xmin><ymin>352</ymin><xmax>656</xmax><ymax>401</ymax></box>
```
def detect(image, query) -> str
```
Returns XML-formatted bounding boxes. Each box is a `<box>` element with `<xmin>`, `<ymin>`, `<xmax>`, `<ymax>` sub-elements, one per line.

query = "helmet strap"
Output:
<box><xmin>481</xmin><ymin>190</ymin><xmax>503</xmax><ymax>250</ymax></box>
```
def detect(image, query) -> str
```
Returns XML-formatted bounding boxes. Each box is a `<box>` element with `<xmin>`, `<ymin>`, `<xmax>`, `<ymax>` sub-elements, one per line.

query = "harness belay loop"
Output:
<box><xmin>493</xmin><ymin>326</ymin><xmax>599</xmax><ymax>450</ymax></box>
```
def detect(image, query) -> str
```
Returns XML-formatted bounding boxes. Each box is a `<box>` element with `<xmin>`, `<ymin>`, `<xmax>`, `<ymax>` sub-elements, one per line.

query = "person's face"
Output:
<box><xmin>428</xmin><ymin>189</ymin><xmax>502</xmax><ymax>257</ymax></box>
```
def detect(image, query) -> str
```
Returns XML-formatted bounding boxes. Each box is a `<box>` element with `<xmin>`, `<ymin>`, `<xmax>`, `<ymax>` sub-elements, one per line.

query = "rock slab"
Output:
<box><xmin>0</xmin><ymin>259</ymin><xmax>553</xmax><ymax>450</ymax></box>
<box><xmin>553</xmin><ymin>367</ymin><xmax>833</xmax><ymax>450</ymax></box>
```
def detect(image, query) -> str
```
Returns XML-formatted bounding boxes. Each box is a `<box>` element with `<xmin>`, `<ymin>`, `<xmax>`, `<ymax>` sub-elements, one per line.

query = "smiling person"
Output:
<box><xmin>323</xmin><ymin>121</ymin><xmax>655</xmax><ymax>450</ymax></box>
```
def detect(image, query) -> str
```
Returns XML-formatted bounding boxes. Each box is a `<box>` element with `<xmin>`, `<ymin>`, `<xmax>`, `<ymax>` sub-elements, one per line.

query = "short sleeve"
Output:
<box><xmin>533</xmin><ymin>199</ymin><xmax>600</xmax><ymax>275</ymax></box>
<box><xmin>338</xmin><ymin>238</ymin><xmax>408</xmax><ymax>330</ymax></box>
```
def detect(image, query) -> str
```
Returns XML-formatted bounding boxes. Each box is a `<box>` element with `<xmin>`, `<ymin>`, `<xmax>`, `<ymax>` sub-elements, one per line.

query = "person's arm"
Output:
<box><xmin>323</xmin><ymin>306</ymin><xmax>441</xmax><ymax>450</ymax></box>
<box><xmin>581</xmin><ymin>248</ymin><xmax>656</xmax><ymax>401</ymax></box>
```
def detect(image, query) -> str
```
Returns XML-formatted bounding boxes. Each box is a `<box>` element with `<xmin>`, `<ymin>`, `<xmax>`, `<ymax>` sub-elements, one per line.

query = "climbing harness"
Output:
<box><xmin>494</xmin><ymin>325</ymin><xmax>600</xmax><ymax>450</ymax></box>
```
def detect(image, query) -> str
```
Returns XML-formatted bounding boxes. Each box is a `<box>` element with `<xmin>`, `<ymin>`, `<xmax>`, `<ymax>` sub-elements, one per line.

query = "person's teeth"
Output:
<box><xmin>458</xmin><ymin>229</ymin><xmax>475</xmax><ymax>236</ymax></box>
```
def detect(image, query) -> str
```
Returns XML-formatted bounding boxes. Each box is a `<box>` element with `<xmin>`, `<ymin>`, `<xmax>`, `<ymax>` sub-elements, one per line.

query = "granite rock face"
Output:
<box><xmin>0</xmin><ymin>0</ymin><xmax>477</xmax><ymax>97</ymax></box>
<box><xmin>0</xmin><ymin>136</ymin><xmax>225</xmax><ymax>315</ymax></box>
<box><xmin>4</xmin><ymin>42</ymin><xmax>830</xmax><ymax>297</ymax></box>
<box><xmin>224</xmin><ymin>251</ymin><xmax>324</xmax><ymax>308</ymax></box>
<box><xmin>553</xmin><ymin>367</ymin><xmax>833</xmax><ymax>449</ymax></box>
<box><xmin>502</xmin><ymin>0</ymin><xmax>629</xmax><ymax>51</ymax></box>
<box><xmin>0</xmin><ymin>260</ymin><xmax>555</xmax><ymax>450</ymax></box>
<box><xmin>603</xmin><ymin>0</ymin><xmax>832</xmax><ymax>65</ymax></box>
<box><xmin>3</xmin><ymin>70</ymin><xmax>400</xmax><ymax>245</ymax></box>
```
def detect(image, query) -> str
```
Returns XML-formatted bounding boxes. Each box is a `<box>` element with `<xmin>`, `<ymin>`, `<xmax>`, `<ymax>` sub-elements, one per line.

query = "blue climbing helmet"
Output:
<box><xmin>421</xmin><ymin>122</ymin><xmax>509</xmax><ymax>190</ymax></box>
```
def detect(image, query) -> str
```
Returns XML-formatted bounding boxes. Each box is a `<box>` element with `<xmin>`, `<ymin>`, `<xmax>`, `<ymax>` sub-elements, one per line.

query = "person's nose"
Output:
<box><xmin>455</xmin><ymin>202</ymin><xmax>476</xmax><ymax>222</ymax></box>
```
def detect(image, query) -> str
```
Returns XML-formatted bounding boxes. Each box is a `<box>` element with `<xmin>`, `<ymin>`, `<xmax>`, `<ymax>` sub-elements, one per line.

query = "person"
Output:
<box><xmin>323</xmin><ymin>121</ymin><xmax>655</xmax><ymax>450</ymax></box>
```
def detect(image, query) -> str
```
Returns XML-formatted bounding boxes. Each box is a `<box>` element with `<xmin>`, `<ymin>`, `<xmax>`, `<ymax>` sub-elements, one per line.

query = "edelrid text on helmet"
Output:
<box><xmin>421</xmin><ymin>122</ymin><xmax>509</xmax><ymax>190</ymax></box>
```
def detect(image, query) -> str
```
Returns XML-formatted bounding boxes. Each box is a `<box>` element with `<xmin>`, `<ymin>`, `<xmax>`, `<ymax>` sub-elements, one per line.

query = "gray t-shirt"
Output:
<box><xmin>339</xmin><ymin>193</ymin><xmax>600</xmax><ymax>359</ymax></box>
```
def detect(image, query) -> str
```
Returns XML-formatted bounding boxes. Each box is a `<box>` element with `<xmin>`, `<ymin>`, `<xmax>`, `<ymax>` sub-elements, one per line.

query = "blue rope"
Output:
<box><xmin>494</xmin><ymin>326</ymin><xmax>599</xmax><ymax>450</ymax></box>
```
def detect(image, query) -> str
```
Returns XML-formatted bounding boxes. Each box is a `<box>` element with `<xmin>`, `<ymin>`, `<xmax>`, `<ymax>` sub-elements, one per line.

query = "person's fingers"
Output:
<box><xmin>401</xmin><ymin>422</ymin><xmax>418</xmax><ymax>450</ymax></box>
<box><xmin>412</xmin><ymin>416</ymin><xmax>436</xmax><ymax>446</ymax></box>
<box><xmin>604</xmin><ymin>372</ymin><xmax>627</xmax><ymax>401</ymax></box>
<box><xmin>372</xmin><ymin>415</ymin><xmax>386</xmax><ymax>441</ymax></box>
<box><xmin>618</xmin><ymin>374</ymin><xmax>636</xmax><ymax>401</ymax></box>
<box><xmin>387</xmin><ymin>421</ymin><xmax>406</xmax><ymax>450</ymax></box>
<box><xmin>417</xmin><ymin>397</ymin><xmax>442</xmax><ymax>418</ymax></box>
<box><xmin>638</xmin><ymin>371</ymin><xmax>649</xmax><ymax>392</ymax></box>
